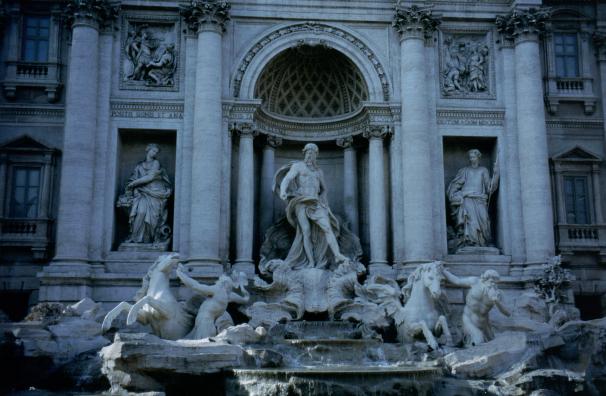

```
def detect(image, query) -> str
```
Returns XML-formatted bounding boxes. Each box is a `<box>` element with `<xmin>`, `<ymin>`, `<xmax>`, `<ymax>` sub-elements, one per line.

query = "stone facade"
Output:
<box><xmin>0</xmin><ymin>0</ymin><xmax>605</xmax><ymax>322</ymax></box>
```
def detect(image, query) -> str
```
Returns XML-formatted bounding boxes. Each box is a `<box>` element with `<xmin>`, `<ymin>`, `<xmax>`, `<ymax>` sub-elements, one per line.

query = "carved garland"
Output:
<box><xmin>232</xmin><ymin>22</ymin><xmax>391</xmax><ymax>101</ymax></box>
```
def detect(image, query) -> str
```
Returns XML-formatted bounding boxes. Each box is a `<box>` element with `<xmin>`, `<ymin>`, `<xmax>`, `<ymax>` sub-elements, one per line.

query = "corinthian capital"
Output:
<box><xmin>393</xmin><ymin>4</ymin><xmax>440</xmax><ymax>40</ymax></box>
<box><xmin>182</xmin><ymin>0</ymin><xmax>231</xmax><ymax>34</ymax></box>
<box><xmin>593</xmin><ymin>31</ymin><xmax>606</xmax><ymax>61</ymax></box>
<box><xmin>231</xmin><ymin>122</ymin><xmax>257</xmax><ymax>138</ymax></box>
<box><xmin>363</xmin><ymin>125</ymin><xmax>392</xmax><ymax>140</ymax></box>
<box><xmin>64</xmin><ymin>0</ymin><xmax>119</xmax><ymax>30</ymax></box>
<box><xmin>495</xmin><ymin>7</ymin><xmax>551</xmax><ymax>42</ymax></box>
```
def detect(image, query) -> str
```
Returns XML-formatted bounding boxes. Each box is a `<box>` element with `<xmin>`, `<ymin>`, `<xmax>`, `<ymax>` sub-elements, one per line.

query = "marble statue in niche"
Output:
<box><xmin>442</xmin><ymin>34</ymin><xmax>490</xmax><ymax>96</ymax></box>
<box><xmin>244</xmin><ymin>143</ymin><xmax>377</xmax><ymax>329</ymax></box>
<box><xmin>443</xmin><ymin>268</ymin><xmax>511</xmax><ymax>346</ymax></box>
<box><xmin>123</xmin><ymin>23</ymin><xmax>177</xmax><ymax>87</ymax></box>
<box><xmin>117</xmin><ymin>143</ymin><xmax>172</xmax><ymax>250</ymax></box>
<box><xmin>447</xmin><ymin>149</ymin><xmax>499</xmax><ymax>252</ymax></box>
<box><xmin>275</xmin><ymin>143</ymin><xmax>349</xmax><ymax>268</ymax></box>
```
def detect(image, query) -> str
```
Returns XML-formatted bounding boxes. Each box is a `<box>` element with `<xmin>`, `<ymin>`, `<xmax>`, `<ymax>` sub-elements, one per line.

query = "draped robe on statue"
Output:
<box><xmin>447</xmin><ymin>165</ymin><xmax>494</xmax><ymax>248</ymax></box>
<box><xmin>272</xmin><ymin>162</ymin><xmax>342</xmax><ymax>270</ymax></box>
<box><xmin>127</xmin><ymin>162</ymin><xmax>172</xmax><ymax>243</ymax></box>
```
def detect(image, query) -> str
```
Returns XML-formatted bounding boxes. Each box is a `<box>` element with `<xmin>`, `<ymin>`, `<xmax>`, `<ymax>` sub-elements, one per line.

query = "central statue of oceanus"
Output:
<box><xmin>244</xmin><ymin>143</ymin><xmax>381</xmax><ymax>328</ymax></box>
<box><xmin>274</xmin><ymin>143</ymin><xmax>348</xmax><ymax>269</ymax></box>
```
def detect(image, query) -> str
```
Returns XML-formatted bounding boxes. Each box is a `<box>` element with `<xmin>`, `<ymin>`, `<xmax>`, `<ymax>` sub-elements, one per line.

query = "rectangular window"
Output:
<box><xmin>9</xmin><ymin>167</ymin><xmax>41</xmax><ymax>218</ymax></box>
<box><xmin>564</xmin><ymin>176</ymin><xmax>590</xmax><ymax>224</ymax></box>
<box><xmin>554</xmin><ymin>33</ymin><xmax>579</xmax><ymax>78</ymax></box>
<box><xmin>21</xmin><ymin>16</ymin><xmax>50</xmax><ymax>62</ymax></box>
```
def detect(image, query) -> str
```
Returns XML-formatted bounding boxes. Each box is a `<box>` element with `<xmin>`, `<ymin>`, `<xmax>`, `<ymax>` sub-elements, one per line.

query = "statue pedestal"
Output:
<box><xmin>455</xmin><ymin>246</ymin><xmax>500</xmax><ymax>255</ymax></box>
<box><xmin>118</xmin><ymin>241</ymin><xmax>170</xmax><ymax>252</ymax></box>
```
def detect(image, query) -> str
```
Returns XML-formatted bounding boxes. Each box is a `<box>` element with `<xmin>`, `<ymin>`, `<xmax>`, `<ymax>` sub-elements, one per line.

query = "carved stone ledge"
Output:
<box><xmin>393</xmin><ymin>5</ymin><xmax>440</xmax><ymax>40</ymax></box>
<box><xmin>495</xmin><ymin>8</ymin><xmax>551</xmax><ymax>43</ymax></box>
<box><xmin>64</xmin><ymin>0</ymin><xmax>120</xmax><ymax>30</ymax></box>
<box><xmin>181</xmin><ymin>0</ymin><xmax>230</xmax><ymax>34</ymax></box>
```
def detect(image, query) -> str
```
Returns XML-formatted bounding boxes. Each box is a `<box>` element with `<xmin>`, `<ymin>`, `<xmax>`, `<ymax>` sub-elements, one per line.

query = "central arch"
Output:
<box><xmin>231</xmin><ymin>22</ymin><xmax>391</xmax><ymax>102</ymax></box>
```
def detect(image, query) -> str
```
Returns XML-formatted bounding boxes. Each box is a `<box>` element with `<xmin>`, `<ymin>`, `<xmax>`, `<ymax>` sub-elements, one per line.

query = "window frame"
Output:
<box><xmin>20</xmin><ymin>15</ymin><xmax>51</xmax><ymax>63</ymax></box>
<box><xmin>553</xmin><ymin>32</ymin><xmax>580</xmax><ymax>78</ymax></box>
<box><xmin>8</xmin><ymin>165</ymin><xmax>42</xmax><ymax>219</ymax></box>
<box><xmin>562</xmin><ymin>174</ymin><xmax>591</xmax><ymax>225</ymax></box>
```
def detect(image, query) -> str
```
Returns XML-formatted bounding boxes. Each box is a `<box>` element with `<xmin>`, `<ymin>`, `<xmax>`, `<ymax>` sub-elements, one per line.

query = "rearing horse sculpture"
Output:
<box><xmin>101</xmin><ymin>253</ymin><xmax>193</xmax><ymax>340</ymax></box>
<box><xmin>366</xmin><ymin>261</ymin><xmax>453</xmax><ymax>350</ymax></box>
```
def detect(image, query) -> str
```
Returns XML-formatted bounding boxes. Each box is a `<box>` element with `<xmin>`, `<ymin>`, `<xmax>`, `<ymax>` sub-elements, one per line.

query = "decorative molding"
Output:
<box><xmin>110</xmin><ymin>101</ymin><xmax>184</xmax><ymax>119</ymax></box>
<box><xmin>64</xmin><ymin>0</ymin><xmax>120</xmax><ymax>30</ymax></box>
<box><xmin>439</xmin><ymin>29</ymin><xmax>495</xmax><ymax>100</ymax></box>
<box><xmin>120</xmin><ymin>14</ymin><xmax>181</xmax><ymax>92</ymax></box>
<box><xmin>392</xmin><ymin>4</ymin><xmax>440</xmax><ymax>40</ymax></box>
<box><xmin>0</xmin><ymin>106</ymin><xmax>64</xmax><ymax>123</ymax></box>
<box><xmin>181</xmin><ymin>0</ymin><xmax>230</xmax><ymax>34</ymax></box>
<box><xmin>495</xmin><ymin>8</ymin><xmax>551</xmax><ymax>43</ymax></box>
<box><xmin>232</xmin><ymin>22</ymin><xmax>390</xmax><ymax>101</ymax></box>
<box><xmin>436</xmin><ymin>109</ymin><xmax>504</xmax><ymax>126</ymax></box>
<box><xmin>250</xmin><ymin>104</ymin><xmax>397</xmax><ymax>142</ymax></box>
<box><xmin>546</xmin><ymin>118</ymin><xmax>604</xmax><ymax>130</ymax></box>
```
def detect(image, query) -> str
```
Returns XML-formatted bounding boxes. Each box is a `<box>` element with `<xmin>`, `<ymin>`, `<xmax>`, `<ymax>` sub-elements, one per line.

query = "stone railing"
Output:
<box><xmin>555</xmin><ymin>78</ymin><xmax>584</xmax><ymax>93</ymax></box>
<box><xmin>556</xmin><ymin>224</ymin><xmax>606</xmax><ymax>254</ymax></box>
<box><xmin>0</xmin><ymin>218</ymin><xmax>53</xmax><ymax>260</ymax></box>
<box><xmin>2</xmin><ymin>60</ymin><xmax>61</xmax><ymax>102</ymax></box>
<box><xmin>545</xmin><ymin>76</ymin><xmax>596</xmax><ymax>114</ymax></box>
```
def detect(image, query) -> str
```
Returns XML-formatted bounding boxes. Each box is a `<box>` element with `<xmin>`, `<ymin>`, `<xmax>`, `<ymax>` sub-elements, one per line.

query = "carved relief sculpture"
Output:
<box><xmin>117</xmin><ymin>143</ymin><xmax>172</xmax><ymax>250</ymax></box>
<box><xmin>122</xmin><ymin>21</ymin><xmax>178</xmax><ymax>89</ymax></box>
<box><xmin>447</xmin><ymin>149</ymin><xmax>499</xmax><ymax>252</ymax></box>
<box><xmin>441</xmin><ymin>34</ymin><xmax>491</xmax><ymax>97</ymax></box>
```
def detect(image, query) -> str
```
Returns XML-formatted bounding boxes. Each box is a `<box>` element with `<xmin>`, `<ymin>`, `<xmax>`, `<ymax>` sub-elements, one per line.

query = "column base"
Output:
<box><xmin>232</xmin><ymin>260</ymin><xmax>256</xmax><ymax>278</ymax></box>
<box><xmin>368</xmin><ymin>262</ymin><xmax>394</xmax><ymax>279</ymax></box>
<box><xmin>45</xmin><ymin>257</ymin><xmax>93</xmax><ymax>277</ymax></box>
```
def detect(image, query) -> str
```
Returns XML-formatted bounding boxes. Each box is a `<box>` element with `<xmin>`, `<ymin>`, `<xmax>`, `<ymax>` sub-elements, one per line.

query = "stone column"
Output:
<box><xmin>259</xmin><ymin>136</ymin><xmax>282</xmax><ymax>239</ymax></box>
<box><xmin>497</xmin><ymin>8</ymin><xmax>555</xmax><ymax>263</ymax></box>
<box><xmin>594</xmin><ymin>32</ymin><xmax>606</xmax><ymax>159</ymax></box>
<box><xmin>364</xmin><ymin>126</ymin><xmax>391</xmax><ymax>274</ymax></box>
<box><xmin>233</xmin><ymin>123</ymin><xmax>257</xmax><ymax>277</ymax></box>
<box><xmin>393</xmin><ymin>5</ymin><xmax>440</xmax><ymax>264</ymax></box>
<box><xmin>182</xmin><ymin>1</ymin><xmax>230</xmax><ymax>276</ymax></box>
<box><xmin>51</xmin><ymin>0</ymin><xmax>117</xmax><ymax>271</ymax></box>
<box><xmin>336</xmin><ymin>136</ymin><xmax>359</xmax><ymax>236</ymax></box>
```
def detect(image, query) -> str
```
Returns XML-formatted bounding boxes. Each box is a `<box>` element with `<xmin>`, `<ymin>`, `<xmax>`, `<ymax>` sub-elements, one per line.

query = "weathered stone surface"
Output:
<box><xmin>212</xmin><ymin>324</ymin><xmax>267</xmax><ymax>345</ymax></box>
<box><xmin>444</xmin><ymin>332</ymin><xmax>529</xmax><ymax>378</ymax></box>
<box><xmin>100</xmin><ymin>332</ymin><xmax>244</xmax><ymax>393</ymax></box>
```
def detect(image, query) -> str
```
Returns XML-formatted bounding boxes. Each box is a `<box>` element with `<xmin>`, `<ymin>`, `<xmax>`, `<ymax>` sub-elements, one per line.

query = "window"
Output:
<box><xmin>9</xmin><ymin>167</ymin><xmax>41</xmax><ymax>218</ymax></box>
<box><xmin>554</xmin><ymin>33</ymin><xmax>579</xmax><ymax>77</ymax></box>
<box><xmin>564</xmin><ymin>176</ymin><xmax>590</xmax><ymax>224</ymax></box>
<box><xmin>21</xmin><ymin>16</ymin><xmax>50</xmax><ymax>62</ymax></box>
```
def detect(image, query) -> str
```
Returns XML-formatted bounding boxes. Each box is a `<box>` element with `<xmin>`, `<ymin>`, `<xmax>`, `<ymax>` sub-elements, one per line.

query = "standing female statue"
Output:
<box><xmin>117</xmin><ymin>143</ymin><xmax>172</xmax><ymax>245</ymax></box>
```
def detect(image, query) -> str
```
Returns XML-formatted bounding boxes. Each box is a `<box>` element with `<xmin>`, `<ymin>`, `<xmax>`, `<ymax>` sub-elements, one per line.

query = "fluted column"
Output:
<box><xmin>233</xmin><ymin>123</ymin><xmax>257</xmax><ymax>277</ymax></box>
<box><xmin>259</xmin><ymin>136</ymin><xmax>282</xmax><ymax>239</ymax></box>
<box><xmin>393</xmin><ymin>5</ymin><xmax>440</xmax><ymax>264</ymax></box>
<box><xmin>336</xmin><ymin>136</ymin><xmax>359</xmax><ymax>236</ymax></box>
<box><xmin>497</xmin><ymin>8</ymin><xmax>555</xmax><ymax>263</ymax></box>
<box><xmin>51</xmin><ymin>0</ymin><xmax>117</xmax><ymax>270</ymax></box>
<box><xmin>364</xmin><ymin>126</ymin><xmax>391</xmax><ymax>274</ymax></box>
<box><xmin>182</xmin><ymin>1</ymin><xmax>230</xmax><ymax>275</ymax></box>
